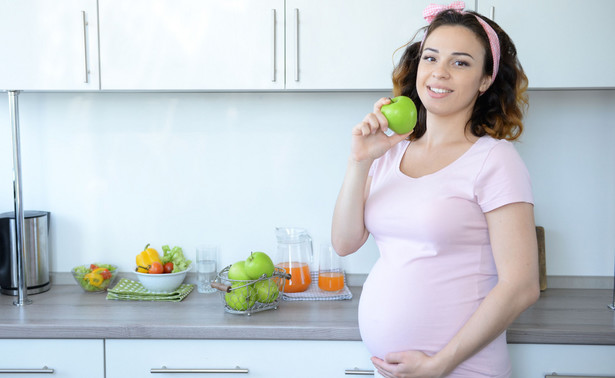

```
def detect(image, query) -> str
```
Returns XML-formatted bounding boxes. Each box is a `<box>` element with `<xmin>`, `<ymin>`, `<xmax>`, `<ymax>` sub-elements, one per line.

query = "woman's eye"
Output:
<box><xmin>422</xmin><ymin>55</ymin><xmax>436</xmax><ymax>62</ymax></box>
<box><xmin>454</xmin><ymin>60</ymin><xmax>470</xmax><ymax>67</ymax></box>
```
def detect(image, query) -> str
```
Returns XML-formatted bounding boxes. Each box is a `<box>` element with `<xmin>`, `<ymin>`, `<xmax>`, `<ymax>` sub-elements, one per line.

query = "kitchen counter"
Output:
<box><xmin>0</xmin><ymin>285</ymin><xmax>614</xmax><ymax>345</ymax></box>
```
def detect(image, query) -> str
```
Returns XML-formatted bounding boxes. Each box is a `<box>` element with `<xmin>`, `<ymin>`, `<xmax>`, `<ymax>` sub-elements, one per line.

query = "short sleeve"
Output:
<box><xmin>475</xmin><ymin>140</ymin><xmax>533</xmax><ymax>213</ymax></box>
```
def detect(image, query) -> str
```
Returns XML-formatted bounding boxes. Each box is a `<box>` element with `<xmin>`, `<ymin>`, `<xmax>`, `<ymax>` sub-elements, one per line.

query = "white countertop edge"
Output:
<box><xmin>49</xmin><ymin>272</ymin><xmax>614</xmax><ymax>290</ymax></box>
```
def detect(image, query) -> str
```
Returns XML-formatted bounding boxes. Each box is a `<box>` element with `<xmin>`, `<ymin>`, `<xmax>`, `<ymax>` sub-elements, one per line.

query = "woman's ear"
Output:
<box><xmin>479</xmin><ymin>75</ymin><xmax>492</xmax><ymax>93</ymax></box>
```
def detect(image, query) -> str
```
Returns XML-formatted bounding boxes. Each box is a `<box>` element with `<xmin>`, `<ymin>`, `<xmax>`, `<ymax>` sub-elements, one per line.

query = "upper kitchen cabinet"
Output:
<box><xmin>477</xmin><ymin>0</ymin><xmax>615</xmax><ymax>89</ymax></box>
<box><xmin>285</xmin><ymin>0</ymin><xmax>455</xmax><ymax>91</ymax></box>
<box><xmin>0</xmin><ymin>0</ymin><xmax>100</xmax><ymax>91</ymax></box>
<box><xmin>99</xmin><ymin>0</ymin><xmax>285</xmax><ymax>91</ymax></box>
<box><xmin>99</xmin><ymin>0</ymin><xmax>451</xmax><ymax>91</ymax></box>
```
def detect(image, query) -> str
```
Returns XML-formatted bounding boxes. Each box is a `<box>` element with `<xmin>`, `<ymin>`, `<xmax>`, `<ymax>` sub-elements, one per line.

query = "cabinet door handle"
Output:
<box><xmin>271</xmin><ymin>9</ymin><xmax>276</xmax><ymax>82</ymax></box>
<box><xmin>150</xmin><ymin>366</ymin><xmax>249</xmax><ymax>374</ymax></box>
<box><xmin>294</xmin><ymin>8</ymin><xmax>299</xmax><ymax>82</ymax></box>
<box><xmin>0</xmin><ymin>366</ymin><xmax>54</xmax><ymax>374</ymax></box>
<box><xmin>489</xmin><ymin>6</ymin><xmax>495</xmax><ymax>20</ymax></box>
<box><xmin>81</xmin><ymin>10</ymin><xmax>90</xmax><ymax>83</ymax></box>
<box><xmin>345</xmin><ymin>369</ymin><xmax>375</xmax><ymax>375</ymax></box>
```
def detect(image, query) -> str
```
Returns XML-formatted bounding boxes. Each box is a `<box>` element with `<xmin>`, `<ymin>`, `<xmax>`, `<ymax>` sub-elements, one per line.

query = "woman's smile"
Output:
<box><xmin>427</xmin><ymin>85</ymin><xmax>454</xmax><ymax>97</ymax></box>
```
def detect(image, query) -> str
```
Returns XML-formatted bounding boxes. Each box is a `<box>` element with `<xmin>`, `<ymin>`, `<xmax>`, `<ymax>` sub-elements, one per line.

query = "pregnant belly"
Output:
<box><xmin>358</xmin><ymin>258</ymin><xmax>480</xmax><ymax>359</ymax></box>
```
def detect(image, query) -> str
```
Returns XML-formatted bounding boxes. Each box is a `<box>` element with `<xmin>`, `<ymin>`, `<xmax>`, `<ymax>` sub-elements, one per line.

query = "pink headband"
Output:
<box><xmin>422</xmin><ymin>1</ymin><xmax>500</xmax><ymax>85</ymax></box>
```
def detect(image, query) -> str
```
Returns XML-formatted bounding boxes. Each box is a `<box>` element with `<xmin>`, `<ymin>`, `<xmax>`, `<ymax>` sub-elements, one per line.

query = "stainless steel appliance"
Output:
<box><xmin>0</xmin><ymin>211</ymin><xmax>50</xmax><ymax>295</ymax></box>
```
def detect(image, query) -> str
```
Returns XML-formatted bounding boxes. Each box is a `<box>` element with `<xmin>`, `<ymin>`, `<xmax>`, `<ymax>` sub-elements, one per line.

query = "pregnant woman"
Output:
<box><xmin>331</xmin><ymin>3</ymin><xmax>539</xmax><ymax>377</ymax></box>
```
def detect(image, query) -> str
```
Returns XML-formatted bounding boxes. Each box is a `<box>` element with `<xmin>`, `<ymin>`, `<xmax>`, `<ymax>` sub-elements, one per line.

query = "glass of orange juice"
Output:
<box><xmin>318</xmin><ymin>244</ymin><xmax>344</xmax><ymax>292</ymax></box>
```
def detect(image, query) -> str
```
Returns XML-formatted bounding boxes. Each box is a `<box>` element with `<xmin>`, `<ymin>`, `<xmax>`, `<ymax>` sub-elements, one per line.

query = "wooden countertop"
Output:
<box><xmin>1</xmin><ymin>285</ymin><xmax>614</xmax><ymax>345</ymax></box>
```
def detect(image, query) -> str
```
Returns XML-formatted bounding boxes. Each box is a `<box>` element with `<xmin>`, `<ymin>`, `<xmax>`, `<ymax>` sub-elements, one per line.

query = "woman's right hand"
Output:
<box><xmin>351</xmin><ymin>97</ymin><xmax>413</xmax><ymax>163</ymax></box>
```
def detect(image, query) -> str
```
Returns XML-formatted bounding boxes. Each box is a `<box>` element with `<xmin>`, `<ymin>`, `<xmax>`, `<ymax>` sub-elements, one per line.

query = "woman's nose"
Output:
<box><xmin>432</xmin><ymin>64</ymin><xmax>450</xmax><ymax>79</ymax></box>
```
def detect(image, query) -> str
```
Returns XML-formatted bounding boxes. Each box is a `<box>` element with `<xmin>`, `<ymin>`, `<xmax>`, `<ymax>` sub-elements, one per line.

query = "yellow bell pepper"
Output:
<box><xmin>84</xmin><ymin>271</ymin><xmax>104</xmax><ymax>287</ymax></box>
<box><xmin>136</xmin><ymin>243</ymin><xmax>161</xmax><ymax>273</ymax></box>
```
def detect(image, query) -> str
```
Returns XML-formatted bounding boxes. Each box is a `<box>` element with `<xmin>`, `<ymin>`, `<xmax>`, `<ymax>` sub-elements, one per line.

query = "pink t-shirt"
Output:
<box><xmin>359</xmin><ymin>136</ymin><xmax>533</xmax><ymax>377</ymax></box>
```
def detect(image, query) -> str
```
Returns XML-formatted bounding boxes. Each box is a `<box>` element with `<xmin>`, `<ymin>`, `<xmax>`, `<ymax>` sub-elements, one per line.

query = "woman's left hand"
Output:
<box><xmin>371</xmin><ymin>351</ymin><xmax>445</xmax><ymax>378</ymax></box>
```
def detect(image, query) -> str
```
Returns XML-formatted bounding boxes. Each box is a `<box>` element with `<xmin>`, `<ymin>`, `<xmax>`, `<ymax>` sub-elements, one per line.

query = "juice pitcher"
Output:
<box><xmin>275</xmin><ymin>227</ymin><xmax>312</xmax><ymax>293</ymax></box>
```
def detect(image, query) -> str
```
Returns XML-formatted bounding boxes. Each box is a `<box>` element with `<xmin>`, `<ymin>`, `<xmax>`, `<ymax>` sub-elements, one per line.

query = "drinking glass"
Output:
<box><xmin>318</xmin><ymin>244</ymin><xmax>344</xmax><ymax>292</ymax></box>
<box><xmin>196</xmin><ymin>244</ymin><xmax>218</xmax><ymax>294</ymax></box>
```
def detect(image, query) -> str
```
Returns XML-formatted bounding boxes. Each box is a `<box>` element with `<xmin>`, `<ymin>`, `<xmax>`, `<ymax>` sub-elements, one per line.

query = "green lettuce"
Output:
<box><xmin>161</xmin><ymin>245</ymin><xmax>192</xmax><ymax>273</ymax></box>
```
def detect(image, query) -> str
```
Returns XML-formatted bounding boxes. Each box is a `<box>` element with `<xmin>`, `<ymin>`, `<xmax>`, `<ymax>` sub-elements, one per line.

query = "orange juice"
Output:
<box><xmin>276</xmin><ymin>262</ymin><xmax>311</xmax><ymax>293</ymax></box>
<box><xmin>318</xmin><ymin>271</ymin><xmax>344</xmax><ymax>292</ymax></box>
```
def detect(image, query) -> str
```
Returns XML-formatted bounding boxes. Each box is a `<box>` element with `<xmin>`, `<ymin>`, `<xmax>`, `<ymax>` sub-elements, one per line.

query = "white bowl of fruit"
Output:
<box><xmin>134</xmin><ymin>244</ymin><xmax>192</xmax><ymax>292</ymax></box>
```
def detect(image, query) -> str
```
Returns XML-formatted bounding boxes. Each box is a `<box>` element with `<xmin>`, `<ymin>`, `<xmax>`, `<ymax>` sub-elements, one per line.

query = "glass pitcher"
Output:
<box><xmin>275</xmin><ymin>227</ymin><xmax>313</xmax><ymax>293</ymax></box>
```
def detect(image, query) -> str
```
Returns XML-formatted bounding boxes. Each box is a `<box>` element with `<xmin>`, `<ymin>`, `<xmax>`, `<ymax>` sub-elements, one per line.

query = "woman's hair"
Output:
<box><xmin>392</xmin><ymin>9</ymin><xmax>528</xmax><ymax>141</ymax></box>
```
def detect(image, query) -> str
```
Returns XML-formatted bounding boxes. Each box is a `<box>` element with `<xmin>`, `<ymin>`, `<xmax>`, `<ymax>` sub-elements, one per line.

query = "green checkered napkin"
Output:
<box><xmin>106</xmin><ymin>278</ymin><xmax>194</xmax><ymax>302</ymax></box>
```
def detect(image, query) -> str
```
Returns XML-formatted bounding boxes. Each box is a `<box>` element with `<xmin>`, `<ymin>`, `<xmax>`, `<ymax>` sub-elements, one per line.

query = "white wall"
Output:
<box><xmin>0</xmin><ymin>90</ymin><xmax>613</xmax><ymax>277</ymax></box>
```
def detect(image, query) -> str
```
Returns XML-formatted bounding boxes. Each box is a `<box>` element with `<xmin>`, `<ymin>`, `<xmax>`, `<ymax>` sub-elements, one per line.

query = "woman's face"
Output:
<box><xmin>416</xmin><ymin>25</ymin><xmax>491</xmax><ymax>120</ymax></box>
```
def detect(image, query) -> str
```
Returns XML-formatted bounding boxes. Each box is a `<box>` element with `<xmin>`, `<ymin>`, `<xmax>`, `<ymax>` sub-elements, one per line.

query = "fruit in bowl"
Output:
<box><xmin>133</xmin><ymin>244</ymin><xmax>192</xmax><ymax>292</ymax></box>
<box><xmin>134</xmin><ymin>264</ymin><xmax>192</xmax><ymax>292</ymax></box>
<box><xmin>72</xmin><ymin>264</ymin><xmax>119</xmax><ymax>292</ymax></box>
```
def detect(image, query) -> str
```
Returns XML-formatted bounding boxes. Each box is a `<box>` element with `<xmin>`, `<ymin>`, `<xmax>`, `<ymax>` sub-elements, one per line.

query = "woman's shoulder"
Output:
<box><xmin>369</xmin><ymin>139</ymin><xmax>409</xmax><ymax>176</ymax></box>
<box><xmin>473</xmin><ymin>135</ymin><xmax>521</xmax><ymax>160</ymax></box>
<box><xmin>378</xmin><ymin>139</ymin><xmax>409</xmax><ymax>163</ymax></box>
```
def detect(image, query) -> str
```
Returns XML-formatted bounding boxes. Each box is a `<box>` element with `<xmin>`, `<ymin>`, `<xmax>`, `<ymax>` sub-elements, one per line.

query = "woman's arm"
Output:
<box><xmin>372</xmin><ymin>202</ymin><xmax>540</xmax><ymax>377</ymax></box>
<box><xmin>331</xmin><ymin>97</ymin><xmax>411</xmax><ymax>256</ymax></box>
<box><xmin>331</xmin><ymin>158</ymin><xmax>373</xmax><ymax>256</ymax></box>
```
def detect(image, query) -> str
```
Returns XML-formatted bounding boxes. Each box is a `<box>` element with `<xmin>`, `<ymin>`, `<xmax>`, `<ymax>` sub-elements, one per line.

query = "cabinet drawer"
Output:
<box><xmin>106</xmin><ymin>339</ymin><xmax>373</xmax><ymax>378</ymax></box>
<box><xmin>509</xmin><ymin>344</ymin><xmax>615</xmax><ymax>378</ymax></box>
<box><xmin>0</xmin><ymin>339</ymin><xmax>104</xmax><ymax>378</ymax></box>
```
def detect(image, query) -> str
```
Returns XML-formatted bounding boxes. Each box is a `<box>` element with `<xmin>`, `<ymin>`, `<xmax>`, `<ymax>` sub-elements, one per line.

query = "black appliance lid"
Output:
<box><xmin>0</xmin><ymin>211</ymin><xmax>50</xmax><ymax>219</ymax></box>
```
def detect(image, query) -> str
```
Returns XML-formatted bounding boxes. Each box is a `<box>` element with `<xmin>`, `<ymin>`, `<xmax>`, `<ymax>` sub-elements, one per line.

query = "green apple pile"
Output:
<box><xmin>381</xmin><ymin>95</ymin><xmax>418</xmax><ymax>134</ymax></box>
<box><xmin>225</xmin><ymin>251</ymin><xmax>279</xmax><ymax>310</ymax></box>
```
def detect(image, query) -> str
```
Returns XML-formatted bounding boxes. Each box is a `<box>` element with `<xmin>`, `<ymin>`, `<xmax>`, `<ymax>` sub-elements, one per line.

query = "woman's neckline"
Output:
<box><xmin>396</xmin><ymin>135</ymin><xmax>485</xmax><ymax>180</ymax></box>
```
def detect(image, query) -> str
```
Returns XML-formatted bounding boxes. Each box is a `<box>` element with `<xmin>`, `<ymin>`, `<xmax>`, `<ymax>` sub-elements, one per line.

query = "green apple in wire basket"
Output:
<box><xmin>225</xmin><ymin>283</ymin><xmax>257</xmax><ymax>311</ymax></box>
<box><xmin>254</xmin><ymin>278</ymin><xmax>279</xmax><ymax>303</ymax></box>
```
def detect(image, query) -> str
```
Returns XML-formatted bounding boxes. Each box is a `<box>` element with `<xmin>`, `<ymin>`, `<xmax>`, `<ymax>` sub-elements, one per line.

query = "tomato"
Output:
<box><xmin>90</xmin><ymin>264</ymin><xmax>99</xmax><ymax>270</ymax></box>
<box><xmin>148</xmin><ymin>261</ymin><xmax>163</xmax><ymax>274</ymax></box>
<box><xmin>163</xmin><ymin>262</ymin><xmax>174</xmax><ymax>274</ymax></box>
<box><xmin>99</xmin><ymin>268</ymin><xmax>112</xmax><ymax>280</ymax></box>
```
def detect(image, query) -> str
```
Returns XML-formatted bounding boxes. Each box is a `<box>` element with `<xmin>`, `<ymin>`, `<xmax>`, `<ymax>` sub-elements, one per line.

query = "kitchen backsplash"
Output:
<box><xmin>0</xmin><ymin>90</ymin><xmax>613</xmax><ymax>277</ymax></box>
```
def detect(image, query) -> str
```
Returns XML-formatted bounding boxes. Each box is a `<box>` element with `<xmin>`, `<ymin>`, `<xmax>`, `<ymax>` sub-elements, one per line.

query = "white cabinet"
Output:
<box><xmin>99</xmin><ymin>0</ymin><xmax>449</xmax><ymax>91</ymax></box>
<box><xmin>0</xmin><ymin>339</ymin><xmax>104</xmax><ymax>377</ymax></box>
<box><xmin>5</xmin><ymin>1</ymin><xmax>610</xmax><ymax>91</ymax></box>
<box><xmin>106</xmin><ymin>339</ymin><xmax>374</xmax><ymax>378</ymax></box>
<box><xmin>477</xmin><ymin>0</ymin><xmax>615</xmax><ymax>89</ymax></box>
<box><xmin>0</xmin><ymin>0</ymin><xmax>100</xmax><ymax>91</ymax></box>
<box><xmin>99</xmin><ymin>0</ymin><xmax>285</xmax><ymax>91</ymax></box>
<box><xmin>509</xmin><ymin>344</ymin><xmax>615</xmax><ymax>377</ymax></box>
<box><xmin>284</xmin><ymin>0</ymin><xmax>448</xmax><ymax>90</ymax></box>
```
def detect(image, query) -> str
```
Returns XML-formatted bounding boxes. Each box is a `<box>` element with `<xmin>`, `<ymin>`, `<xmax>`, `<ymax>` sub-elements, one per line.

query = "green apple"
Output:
<box><xmin>380</xmin><ymin>96</ymin><xmax>417</xmax><ymax>135</ymax></box>
<box><xmin>244</xmin><ymin>251</ymin><xmax>275</xmax><ymax>280</ymax></box>
<box><xmin>254</xmin><ymin>278</ymin><xmax>279</xmax><ymax>303</ymax></box>
<box><xmin>228</xmin><ymin>260</ymin><xmax>251</xmax><ymax>281</ymax></box>
<box><xmin>225</xmin><ymin>283</ymin><xmax>257</xmax><ymax>311</ymax></box>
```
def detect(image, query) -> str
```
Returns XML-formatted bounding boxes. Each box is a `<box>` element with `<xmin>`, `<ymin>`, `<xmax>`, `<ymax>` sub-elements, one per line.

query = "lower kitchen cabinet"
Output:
<box><xmin>0</xmin><ymin>339</ymin><xmax>104</xmax><ymax>377</ymax></box>
<box><xmin>105</xmin><ymin>339</ymin><xmax>374</xmax><ymax>377</ymax></box>
<box><xmin>509</xmin><ymin>344</ymin><xmax>615</xmax><ymax>378</ymax></box>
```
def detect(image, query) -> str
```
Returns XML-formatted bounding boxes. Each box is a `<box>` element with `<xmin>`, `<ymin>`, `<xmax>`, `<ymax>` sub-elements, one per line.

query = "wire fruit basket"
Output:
<box><xmin>212</xmin><ymin>265</ymin><xmax>291</xmax><ymax>315</ymax></box>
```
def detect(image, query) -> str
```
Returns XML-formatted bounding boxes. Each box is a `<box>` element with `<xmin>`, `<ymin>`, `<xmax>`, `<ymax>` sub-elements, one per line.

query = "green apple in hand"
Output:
<box><xmin>228</xmin><ymin>261</ymin><xmax>251</xmax><ymax>281</ymax></box>
<box><xmin>225</xmin><ymin>283</ymin><xmax>257</xmax><ymax>311</ymax></box>
<box><xmin>244</xmin><ymin>251</ymin><xmax>275</xmax><ymax>280</ymax></box>
<box><xmin>254</xmin><ymin>278</ymin><xmax>279</xmax><ymax>303</ymax></box>
<box><xmin>380</xmin><ymin>96</ymin><xmax>417</xmax><ymax>134</ymax></box>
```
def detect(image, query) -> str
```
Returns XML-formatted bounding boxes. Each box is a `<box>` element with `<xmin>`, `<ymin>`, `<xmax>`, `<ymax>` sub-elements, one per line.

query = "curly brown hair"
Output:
<box><xmin>392</xmin><ymin>9</ymin><xmax>528</xmax><ymax>141</ymax></box>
